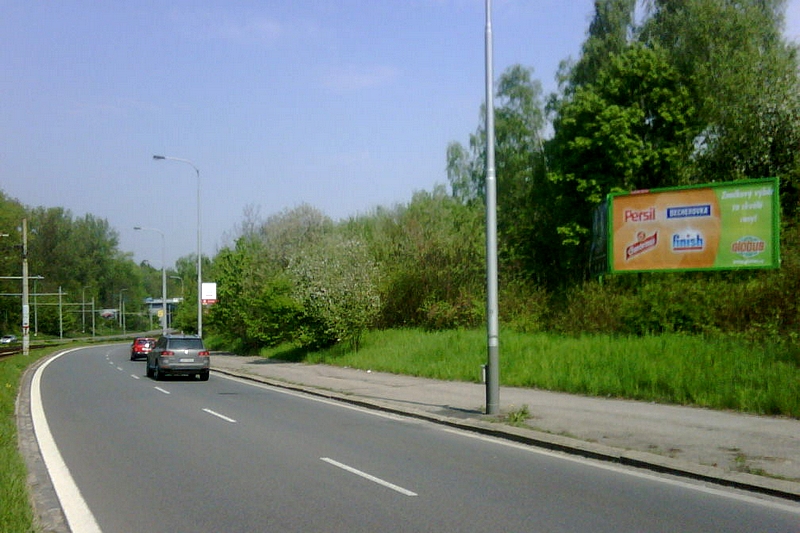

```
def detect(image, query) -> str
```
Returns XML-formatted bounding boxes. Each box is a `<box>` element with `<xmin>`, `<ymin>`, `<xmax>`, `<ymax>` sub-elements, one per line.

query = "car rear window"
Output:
<box><xmin>169</xmin><ymin>338</ymin><xmax>205</xmax><ymax>350</ymax></box>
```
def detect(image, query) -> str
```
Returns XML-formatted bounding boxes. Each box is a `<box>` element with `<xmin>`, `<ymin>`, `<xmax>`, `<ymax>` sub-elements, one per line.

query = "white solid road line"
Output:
<box><xmin>321</xmin><ymin>457</ymin><xmax>418</xmax><ymax>497</ymax></box>
<box><xmin>31</xmin><ymin>348</ymin><xmax>103</xmax><ymax>533</ymax></box>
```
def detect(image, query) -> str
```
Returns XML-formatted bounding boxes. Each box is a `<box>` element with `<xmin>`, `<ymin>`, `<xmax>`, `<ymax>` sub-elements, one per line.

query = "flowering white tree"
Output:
<box><xmin>289</xmin><ymin>233</ymin><xmax>381</xmax><ymax>351</ymax></box>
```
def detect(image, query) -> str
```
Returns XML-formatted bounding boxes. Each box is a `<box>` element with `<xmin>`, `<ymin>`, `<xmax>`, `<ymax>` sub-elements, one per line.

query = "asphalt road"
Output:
<box><xmin>31</xmin><ymin>345</ymin><xmax>800</xmax><ymax>532</ymax></box>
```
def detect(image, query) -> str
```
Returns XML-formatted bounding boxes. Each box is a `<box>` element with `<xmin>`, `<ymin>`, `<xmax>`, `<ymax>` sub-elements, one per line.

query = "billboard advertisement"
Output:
<box><xmin>607</xmin><ymin>178</ymin><xmax>779</xmax><ymax>273</ymax></box>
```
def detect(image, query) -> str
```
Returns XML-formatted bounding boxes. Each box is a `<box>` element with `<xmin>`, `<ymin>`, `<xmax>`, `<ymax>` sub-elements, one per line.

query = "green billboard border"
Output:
<box><xmin>604</xmin><ymin>177</ymin><xmax>780</xmax><ymax>274</ymax></box>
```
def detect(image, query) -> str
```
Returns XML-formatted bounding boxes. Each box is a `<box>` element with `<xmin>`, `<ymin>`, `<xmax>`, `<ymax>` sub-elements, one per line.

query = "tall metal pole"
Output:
<box><xmin>58</xmin><ymin>286</ymin><xmax>63</xmax><ymax>339</ymax></box>
<box><xmin>484</xmin><ymin>0</ymin><xmax>500</xmax><ymax>415</ymax></box>
<box><xmin>153</xmin><ymin>155</ymin><xmax>202</xmax><ymax>337</ymax></box>
<box><xmin>22</xmin><ymin>219</ymin><xmax>30</xmax><ymax>356</ymax></box>
<box><xmin>82</xmin><ymin>286</ymin><xmax>86</xmax><ymax>333</ymax></box>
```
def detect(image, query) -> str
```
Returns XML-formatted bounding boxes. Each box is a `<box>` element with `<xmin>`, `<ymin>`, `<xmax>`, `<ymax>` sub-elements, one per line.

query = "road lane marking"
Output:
<box><xmin>154</xmin><ymin>387</ymin><xmax>170</xmax><ymax>395</ymax></box>
<box><xmin>131</xmin><ymin>374</ymin><xmax>141</xmax><ymax>380</ymax></box>
<box><xmin>321</xmin><ymin>457</ymin><xmax>417</xmax><ymax>496</ymax></box>
<box><xmin>31</xmin><ymin>348</ymin><xmax>103</xmax><ymax>533</ymax></box>
<box><xmin>202</xmin><ymin>408</ymin><xmax>237</xmax><ymax>423</ymax></box>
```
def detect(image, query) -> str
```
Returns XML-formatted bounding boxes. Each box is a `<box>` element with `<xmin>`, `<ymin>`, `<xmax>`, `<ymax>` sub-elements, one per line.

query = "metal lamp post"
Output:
<box><xmin>484</xmin><ymin>0</ymin><xmax>500</xmax><ymax>415</ymax></box>
<box><xmin>134</xmin><ymin>226</ymin><xmax>167</xmax><ymax>335</ymax></box>
<box><xmin>153</xmin><ymin>155</ymin><xmax>203</xmax><ymax>338</ymax></box>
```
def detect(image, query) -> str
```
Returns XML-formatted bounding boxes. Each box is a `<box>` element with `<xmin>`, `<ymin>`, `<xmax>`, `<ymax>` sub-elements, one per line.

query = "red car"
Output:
<box><xmin>130</xmin><ymin>337</ymin><xmax>156</xmax><ymax>361</ymax></box>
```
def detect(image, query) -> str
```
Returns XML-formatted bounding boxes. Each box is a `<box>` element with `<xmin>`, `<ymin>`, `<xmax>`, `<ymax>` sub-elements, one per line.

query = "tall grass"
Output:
<box><xmin>262</xmin><ymin>329</ymin><xmax>800</xmax><ymax>418</ymax></box>
<box><xmin>1</xmin><ymin>350</ymin><xmax>49</xmax><ymax>533</ymax></box>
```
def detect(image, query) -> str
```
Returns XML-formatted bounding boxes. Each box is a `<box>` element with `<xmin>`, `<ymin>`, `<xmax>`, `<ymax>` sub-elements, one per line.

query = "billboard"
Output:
<box><xmin>606</xmin><ymin>178</ymin><xmax>779</xmax><ymax>273</ymax></box>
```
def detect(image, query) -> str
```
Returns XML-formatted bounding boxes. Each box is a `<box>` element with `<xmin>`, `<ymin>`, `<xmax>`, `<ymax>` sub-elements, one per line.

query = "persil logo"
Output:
<box><xmin>624</xmin><ymin>208</ymin><xmax>656</xmax><ymax>223</ymax></box>
<box><xmin>731</xmin><ymin>236</ymin><xmax>766</xmax><ymax>258</ymax></box>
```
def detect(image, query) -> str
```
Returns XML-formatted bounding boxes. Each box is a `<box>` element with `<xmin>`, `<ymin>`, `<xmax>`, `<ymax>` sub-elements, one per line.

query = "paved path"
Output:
<box><xmin>210</xmin><ymin>354</ymin><xmax>800</xmax><ymax>501</ymax></box>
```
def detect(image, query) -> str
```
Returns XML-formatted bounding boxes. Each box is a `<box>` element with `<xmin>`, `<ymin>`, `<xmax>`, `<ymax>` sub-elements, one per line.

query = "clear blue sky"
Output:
<box><xmin>2</xmin><ymin>0</ymin><xmax>799</xmax><ymax>267</ymax></box>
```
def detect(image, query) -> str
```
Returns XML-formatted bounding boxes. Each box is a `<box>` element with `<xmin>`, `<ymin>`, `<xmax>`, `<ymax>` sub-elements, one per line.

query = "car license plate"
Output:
<box><xmin>180</xmin><ymin>358</ymin><xmax>194</xmax><ymax>362</ymax></box>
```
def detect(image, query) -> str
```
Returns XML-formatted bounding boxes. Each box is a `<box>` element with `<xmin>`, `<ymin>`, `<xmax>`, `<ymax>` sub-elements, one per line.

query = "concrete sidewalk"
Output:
<box><xmin>210</xmin><ymin>354</ymin><xmax>800</xmax><ymax>501</ymax></box>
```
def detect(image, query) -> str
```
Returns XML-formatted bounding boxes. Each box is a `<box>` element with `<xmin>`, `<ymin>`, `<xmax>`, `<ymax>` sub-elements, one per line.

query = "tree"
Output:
<box><xmin>351</xmin><ymin>187</ymin><xmax>485</xmax><ymax>330</ymax></box>
<box><xmin>642</xmin><ymin>0</ymin><xmax>800</xmax><ymax>218</ymax></box>
<box><xmin>569</xmin><ymin>0</ymin><xmax>639</xmax><ymax>89</ymax></box>
<box><xmin>206</xmin><ymin>204</ymin><xmax>334</xmax><ymax>349</ymax></box>
<box><xmin>0</xmin><ymin>192</ymin><xmax>27</xmax><ymax>333</ymax></box>
<box><xmin>289</xmin><ymin>233</ymin><xmax>381</xmax><ymax>351</ymax></box>
<box><xmin>548</xmin><ymin>43</ymin><xmax>698</xmax><ymax>281</ymax></box>
<box><xmin>446</xmin><ymin>65</ymin><xmax>552</xmax><ymax>283</ymax></box>
<box><xmin>207</xmin><ymin>243</ymin><xmax>301</xmax><ymax>350</ymax></box>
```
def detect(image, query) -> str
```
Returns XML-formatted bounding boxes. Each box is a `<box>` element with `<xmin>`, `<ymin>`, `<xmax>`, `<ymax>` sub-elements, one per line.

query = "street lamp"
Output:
<box><xmin>134</xmin><ymin>226</ymin><xmax>167</xmax><ymax>335</ymax></box>
<box><xmin>484</xmin><ymin>0</ymin><xmax>500</xmax><ymax>415</ymax></box>
<box><xmin>153</xmin><ymin>155</ymin><xmax>203</xmax><ymax>337</ymax></box>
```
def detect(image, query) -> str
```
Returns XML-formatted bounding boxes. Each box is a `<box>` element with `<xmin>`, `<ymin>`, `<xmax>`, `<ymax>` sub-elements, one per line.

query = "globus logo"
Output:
<box><xmin>731</xmin><ymin>236</ymin><xmax>766</xmax><ymax>258</ymax></box>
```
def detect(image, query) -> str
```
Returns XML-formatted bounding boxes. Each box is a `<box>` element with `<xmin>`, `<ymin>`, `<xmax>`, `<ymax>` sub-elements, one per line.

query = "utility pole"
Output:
<box><xmin>22</xmin><ymin>219</ymin><xmax>30</xmax><ymax>356</ymax></box>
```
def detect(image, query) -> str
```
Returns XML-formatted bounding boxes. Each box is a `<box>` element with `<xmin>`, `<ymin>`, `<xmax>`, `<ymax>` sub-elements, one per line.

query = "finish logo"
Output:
<box><xmin>671</xmin><ymin>231</ymin><xmax>704</xmax><ymax>252</ymax></box>
<box><xmin>731</xmin><ymin>236</ymin><xmax>766</xmax><ymax>258</ymax></box>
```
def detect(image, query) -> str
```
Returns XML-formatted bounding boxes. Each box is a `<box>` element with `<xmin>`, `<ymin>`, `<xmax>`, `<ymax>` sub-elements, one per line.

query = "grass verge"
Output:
<box><xmin>257</xmin><ymin>329</ymin><xmax>800</xmax><ymax>418</ymax></box>
<box><xmin>1</xmin><ymin>348</ymin><xmax>53</xmax><ymax>533</ymax></box>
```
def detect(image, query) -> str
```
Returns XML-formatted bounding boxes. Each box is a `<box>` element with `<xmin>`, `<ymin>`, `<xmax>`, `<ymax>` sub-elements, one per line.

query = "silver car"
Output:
<box><xmin>146</xmin><ymin>334</ymin><xmax>210</xmax><ymax>381</ymax></box>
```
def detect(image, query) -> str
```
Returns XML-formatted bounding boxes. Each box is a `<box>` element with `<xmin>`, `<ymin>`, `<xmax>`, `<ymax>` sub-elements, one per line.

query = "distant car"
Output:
<box><xmin>0</xmin><ymin>335</ymin><xmax>17</xmax><ymax>344</ymax></box>
<box><xmin>130</xmin><ymin>337</ymin><xmax>156</xmax><ymax>361</ymax></box>
<box><xmin>146</xmin><ymin>334</ymin><xmax>210</xmax><ymax>381</ymax></box>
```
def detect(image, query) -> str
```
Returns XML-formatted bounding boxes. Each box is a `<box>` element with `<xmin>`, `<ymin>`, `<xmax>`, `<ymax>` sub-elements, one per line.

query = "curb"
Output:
<box><xmin>17</xmin><ymin>354</ymin><xmax>71</xmax><ymax>533</ymax></box>
<box><xmin>212</xmin><ymin>366</ymin><xmax>800</xmax><ymax>503</ymax></box>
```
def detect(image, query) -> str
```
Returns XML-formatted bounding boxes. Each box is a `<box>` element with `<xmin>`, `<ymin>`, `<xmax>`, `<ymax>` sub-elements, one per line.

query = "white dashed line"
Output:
<box><xmin>321</xmin><ymin>457</ymin><xmax>417</xmax><ymax>496</ymax></box>
<box><xmin>154</xmin><ymin>387</ymin><xmax>170</xmax><ymax>395</ymax></box>
<box><xmin>202</xmin><ymin>408</ymin><xmax>237</xmax><ymax>423</ymax></box>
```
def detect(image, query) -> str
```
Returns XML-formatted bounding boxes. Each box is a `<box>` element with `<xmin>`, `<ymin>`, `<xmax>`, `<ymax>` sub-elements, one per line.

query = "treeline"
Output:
<box><xmin>0</xmin><ymin>191</ymin><xmax>195</xmax><ymax>337</ymax></box>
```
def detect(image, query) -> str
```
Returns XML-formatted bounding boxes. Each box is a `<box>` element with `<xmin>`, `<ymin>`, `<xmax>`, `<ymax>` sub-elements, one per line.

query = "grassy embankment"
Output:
<box><xmin>1</xmin><ymin>348</ymin><xmax>51</xmax><ymax>533</ymax></box>
<box><xmin>251</xmin><ymin>328</ymin><xmax>800</xmax><ymax>418</ymax></box>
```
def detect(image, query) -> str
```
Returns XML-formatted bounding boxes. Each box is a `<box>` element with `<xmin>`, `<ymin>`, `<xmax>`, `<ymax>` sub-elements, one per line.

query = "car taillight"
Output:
<box><xmin>162</xmin><ymin>350</ymin><xmax>174</xmax><ymax>356</ymax></box>
<box><xmin>199</xmin><ymin>350</ymin><xmax>210</xmax><ymax>357</ymax></box>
